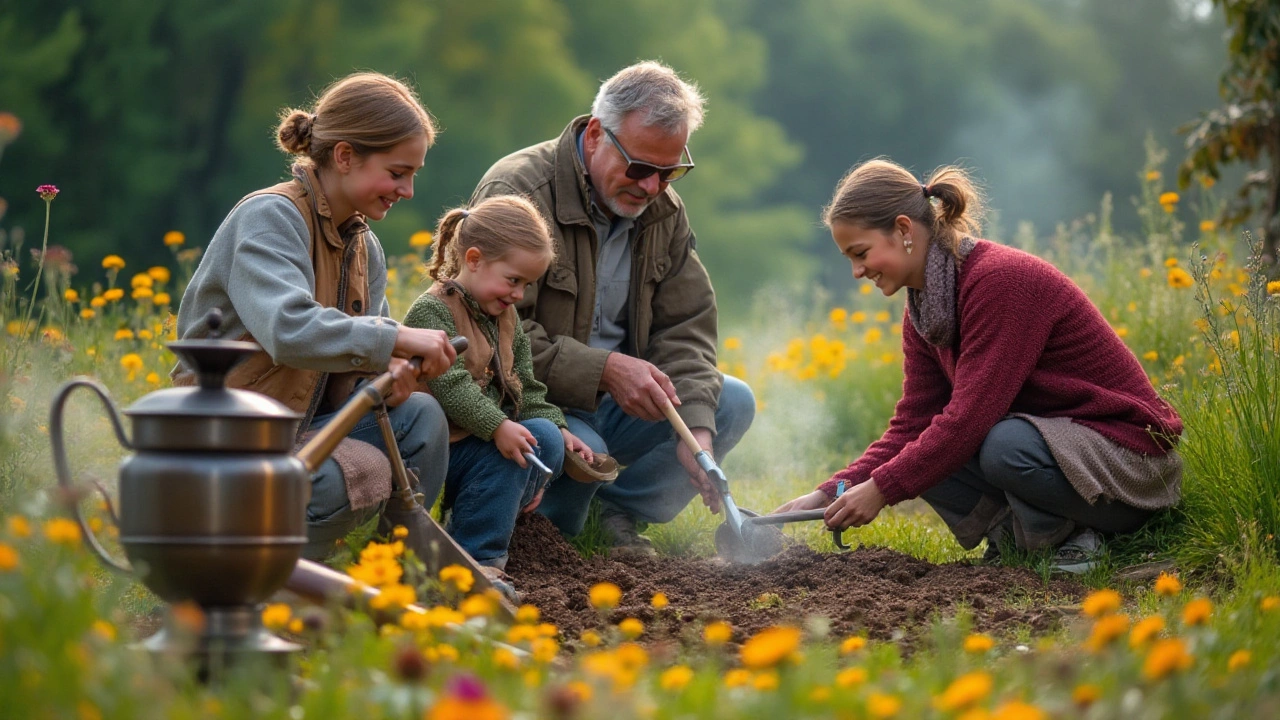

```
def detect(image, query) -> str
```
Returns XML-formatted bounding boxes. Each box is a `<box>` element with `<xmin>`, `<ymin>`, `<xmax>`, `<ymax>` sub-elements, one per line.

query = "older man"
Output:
<box><xmin>469</xmin><ymin>61</ymin><xmax>755</xmax><ymax>556</ymax></box>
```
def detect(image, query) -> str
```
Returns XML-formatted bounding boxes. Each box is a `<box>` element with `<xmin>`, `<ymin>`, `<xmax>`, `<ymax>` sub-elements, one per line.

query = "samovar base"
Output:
<box><xmin>138</xmin><ymin>604</ymin><xmax>301</xmax><ymax>676</ymax></box>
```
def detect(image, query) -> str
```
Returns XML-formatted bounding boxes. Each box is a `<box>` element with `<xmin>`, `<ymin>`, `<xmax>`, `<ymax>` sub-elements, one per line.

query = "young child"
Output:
<box><xmin>403</xmin><ymin>195</ymin><xmax>593</xmax><ymax>587</ymax></box>
<box><xmin>775</xmin><ymin>158</ymin><xmax>1183</xmax><ymax>574</ymax></box>
<box><xmin>173</xmin><ymin>72</ymin><xmax>457</xmax><ymax>561</ymax></box>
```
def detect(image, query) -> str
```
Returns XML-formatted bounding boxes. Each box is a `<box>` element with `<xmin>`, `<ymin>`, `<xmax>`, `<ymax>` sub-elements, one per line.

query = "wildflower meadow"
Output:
<box><xmin>2</xmin><ymin>153</ymin><xmax>1280</xmax><ymax>719</ymax></box>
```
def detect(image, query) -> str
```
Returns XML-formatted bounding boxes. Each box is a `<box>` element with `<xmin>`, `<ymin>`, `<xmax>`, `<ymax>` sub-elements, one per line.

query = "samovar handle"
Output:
<box><xmin>49</xmin><ymin>377</ymin><xmax>133</xmax><ymax>574</ymax></box>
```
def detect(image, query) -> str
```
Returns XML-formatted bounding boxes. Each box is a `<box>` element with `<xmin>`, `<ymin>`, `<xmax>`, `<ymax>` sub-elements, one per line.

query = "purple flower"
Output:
<box><xmin>37</xmin><ymin>184</ymin><xmax>59</xmax><ymax>202</ymax></box>
<box><xmin>445</xmin><ymin>673</ymin><xmax>488</xmax><ymax>701</ymax></box>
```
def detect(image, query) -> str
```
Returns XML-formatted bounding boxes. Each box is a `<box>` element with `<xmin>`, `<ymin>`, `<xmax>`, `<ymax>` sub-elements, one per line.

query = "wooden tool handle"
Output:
<box><xmin>661</xmin><ymin>398</ymin><xmax>704</xmax><ymax>455</ymax></box>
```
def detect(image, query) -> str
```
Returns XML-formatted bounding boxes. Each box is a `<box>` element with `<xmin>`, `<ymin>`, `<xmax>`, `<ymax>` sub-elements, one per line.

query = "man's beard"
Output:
<box><xmin>603</xmin><ymin>192</ymin><xmax>652</xmax><ymax>220</ymax></box>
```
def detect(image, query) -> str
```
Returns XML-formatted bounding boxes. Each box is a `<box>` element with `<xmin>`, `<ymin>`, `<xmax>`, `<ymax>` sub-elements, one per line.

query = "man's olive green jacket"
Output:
<box><xmin>470</xmin><ymin>116</ymin><xmax>722</xmax><ymax>433</ymax></box>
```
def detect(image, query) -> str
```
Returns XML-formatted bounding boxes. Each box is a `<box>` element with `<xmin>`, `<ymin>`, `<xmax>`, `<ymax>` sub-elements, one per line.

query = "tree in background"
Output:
<box><xmin>1179</xmin><ymin>0</ymin><xmax>1280</xmax><ymax>266</ymax></box>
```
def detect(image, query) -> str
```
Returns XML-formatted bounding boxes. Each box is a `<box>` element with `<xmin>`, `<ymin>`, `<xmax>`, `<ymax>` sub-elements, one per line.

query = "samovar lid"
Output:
<box><xmin>125</xmin><ymin>309</ymin><xmax>301</xmax><ymax>422</ymax></box>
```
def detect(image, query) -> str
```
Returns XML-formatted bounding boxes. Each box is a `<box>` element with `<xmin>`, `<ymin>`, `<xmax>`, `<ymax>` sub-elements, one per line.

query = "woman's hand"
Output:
<box><xmin>773</xmin><ymin>489</ymin><xmax>832</xmax><ymax>515</ymax></box>
<box><xmin>493</xmin><ymin>420</ymin><xmax>535</xmax><ymax>467</ymax></box>
<box><xmin>823</xmin><ymin>480</ymin><xmax>887</xmax><ymax>530</ymax></box>
<box><xmin>393</xmin><ymin>326</ymin><xmax>457</xmax><ymax>378</ymax></box>
<box><xmin>561</xmin><ymin>428</ymin><xmax>594</xmax><ymax>463</ymax></box>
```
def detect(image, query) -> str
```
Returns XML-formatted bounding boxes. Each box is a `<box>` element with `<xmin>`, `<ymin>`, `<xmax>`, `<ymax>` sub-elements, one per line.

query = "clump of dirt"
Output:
<box><xmin>506</xmin><ymin>513</ymin><xmax>1083</xmax><ymax>649</ymax></box>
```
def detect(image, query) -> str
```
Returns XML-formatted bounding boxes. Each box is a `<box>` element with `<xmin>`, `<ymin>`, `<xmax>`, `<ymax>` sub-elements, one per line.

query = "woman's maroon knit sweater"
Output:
<box><xmin>818</xmin><ymin>240</ymin><xmax>1183</xmax><ymax>506</ymax></box>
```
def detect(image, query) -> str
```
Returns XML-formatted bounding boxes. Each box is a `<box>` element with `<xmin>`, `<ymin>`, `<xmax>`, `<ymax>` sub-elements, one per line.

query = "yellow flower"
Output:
<box><xmin>288</xmin><ymin>618</ymin><xmax>304</xmax><ymax>634</ymax></box>
<box><xmin>1145</xmin><ymin>170</ymin><xmax>1161</xmax><ymax>181</ymax></box>
<box><xmin>703</xmin><ymin>620</ymin><xmax>732</xmax><ymax>645</ymax></box>
<box><xmin>261</xmin><ymin>603</ymin><xmax>292</xmax><ymax>630</ymax></box>
<box><xmin>1159</xmin><ymin>191</ymin><xmax>1179</xmax><ymax>206</ymax></box>
<box><xmin>80</xmin><ymin>308</ymin><xmax>96</xmax><ymax>319</ymax></box>
<box><xmin>1199</xmin><ymin>175</ymin><xmax>1216</xmax><ymax>188</ymax></box>
<box><xmin>580</xmin><ymin>629</ymin><xmax>602</xmax><ymax>647</ymax></box>
<box><xmin>1261</xmin><ymin>596</ymin><xmax>1279</xmax><ymax>612</ymax></box>
<box><xmin>493</xmin><ymin>647</ymin><xmax>521</xmax><ymax>670</ymax></box>
<box><xmin>1139</xmin><ymin>267</ymin><xmax>1152</xmax><ymax>279</ymax></box>
<box><xmin>0</xmin><ymin>542</ymin><xmax>18</xmax><ymax>571</ymax></box>
<box><xmin>723</xmin><ymin>668</ymin><xmax>752</xmax><ymax>688</ymax></box>
<box><xmin>7</xmin><ymin>515</ymin><xmax>32</xmax><ymax>538</ymax></box>
<box><xmin>43</xmin><ymin>518</ymin><xmax>81</xmax><ymax>545</ymax></box>
<box><xmin>752</xmin><ymin>670</ymin><xmax>779</xmax><ymax>691</ymax></box>
<box><xmin>1142</xmin><ymin>638</ymin><xmax>1193</xmax><ymax>681</ymax></box>
<box><xmin>1182</xmin><ymin>597</ymin><xmax>1212</xmax><ymax>626</ymax></box>
<box><xmin>1154</xmin><ymin>572</ymin><xmax>1182</xmax><ymax>596</ymax></box>
<box><xmin>660</xmin><ymin>665</ymin><xmax>694</xmax><ymax>692</ymax></box>
<box><xmin>531</xmin><ymin>637</ymin><xmax>558</xmax><ymax>664</ymax></box>
<box><xmin>809</xmin><ymin>686</ymin><xmax>832</xmax><ymax>703</ymax></box>
<box><xmin>1141</xmin><ymin>350</ymin><xmax>1158</xmax><ymax>362</ymax></box>
<box><xmin>1200</xmin><ymin>220</ymin><xmax>1216</xmax><ymax>233</ymax></box>
<box><xmin>1072</xmin><ymin>683</ymin><xmax>1100</xmax><ymax>707</ymax></box>
<box><xmin>147</xmin><ymin>266</ymin><xmax>171</xmax><ymax>283</ymax></box>
<box><xmin>78</xmin><ymin>701</ymin><xmax>102</xmax><ymax>720</ymax></box>
<box><xmin>114</xmin><ymin>328</ymin><xmax>134</xmax><ymax>341</ymax></box>
<box><xmin>369</xmin><ymin>582</ymin><xmax>416</xmax><ymax>610</ymax></box>
<box><xmin>132</xmin><ymin>287</ymin><xmax>154</xmax><ymax>300</ymax></box>
<box><xmin>860</xmin><ymin>284</ymin><xmax>873</xmax><ymax>295</ymax></box>
<box><xmin>153</xmin><ymin>292</ymin><xmax>171</xmax><ymax>306</ymax></box>
<box><xmin>409</xmin><ymin>231</ymin><xmax>433</xmax><ymax>248</ymax></box>
<box><xmin>1267</xmin><ymin>280</ymin><xmax>1280</xmax><ymax>296</ymax></box>
<box><xmin>835</xmin><ymin>666</ymin><xmax>868</xmax><ymax>688</ymax></box>
<box><xmin>439</xmin><ymin>564</ymin><xmax>475</xmax><ymax>593</ymax></box>
<box><xmin>650</xmin><ymin>592</ymin><xmax>669</xmax><ymax>609</ymax></box>
<box><xmin>1164</xmin><ymin>257</ymin><xmax>1179</xmax><ymax>267</ymax></box>
<box><xmin>513</xmin><ymin>604</ymin><xmax>539</xmax><ymax>625</ymax></box>
<box><xmin>131</xmin><ymin>273</ymin><xmax>153</xmax><ymax>289</ymax></box>
<box><xmin>63</xmin><ymin>288</ymin><xmax>79</xmax><ymax>303</ymax></box>
<box><xmin>618</xmin><ymin>617</ymin><xmax>644</xmax><ymax>639</ymax></box>
<box><xmin>839</xmin><ymin>635</ymin><xmax>867</xmax><ymax>655</ymax></box>
<box><xmin>102</xmin><ymin>255</ymin><xmax>126</xmax><ymax>270</ymax></box>
<box><xmin>163</xmin><ymin>231</ymin><xmax>185</xmax><ymax>247</ymax></box>
<box><xmin>1085</xmin><ymin>614</ymin><xmax>1130</xmax><ymax>652</ymax></box>
<box><xmin>460</xmin><ymin>593</ymin><xmax>496</xmax><ymax>618</ymax></box>
<box><xmin>851</xmin><ymin>310</ymin><xmax>868</xmax><ymax>323</ymax></box>
<box><xmin>740</xmin><ymin>625</ymin><xmax>801</xmax><ymax>669</ymax></box>
<box><xmin>829</xmin><ymin>308</ymin><xmax>848</xmax><ymax>325</ymax></box>
<box><xmin>874</xmin><ymin>310</ymin><xmax>890</xmax><ymax>322</ymax></box>
<box><xmin>589</xmin><ymin>582</ymin><xmax>622</xmax><ymax>611</ymax></box>
<box><xmin>145</xmin><ymin>372</ymin><xmax>161</xmax><ymax>385</ymax></box>
<box><xmin>963</xmin><ymin>633</ymin><xmax>994</xmax><ymax>654</ymax></box>
<box><xmin>103</xmin><ymin>288</ymin><xmax>124</xmax><ymax>302</ymax></box>
<box><xmin>1228</xmin><ymin>650</ymin><xmax>1251</xmax><ymax>672</ymax></box>
<box><xmin>90</xmin><ymin>296</ymin><xmax>106</xmax><ymax>308</ymax></box>
<box><xmin>934</xmin><ymin>671</ymin><xmax>993</xmax><ymax>711</ymax></box>
<box><xmin>1082</xmin><ymin>588</ymin><xmax>1123</xmax><ymax>617</ymax></box>
<box><xmin>992</xmin><ymin>700</ymin><xmax>1047</xmax><ymax>720</ymax></box>
<box><xmin>1167</xmin><ymin>267</ymin><xmax>1193</xmax><ymax>289</ymax></box>
<box><xmin>120</xmin><ymin>353</ymin><xmax>144</xmax><ymax>373</ymax></box>
<box><xmin>724</xmin><ymin>337</ymin><xmax>742</xmax><ymax>351</ymax></box>
<box><xmin>91</xmin><ymin>619</ymin><xmax>117</xmax><ymax>642</ymax></box>
<box><xmin>867</xmin><ymin>692</ymin><xmax>902</xmax><ymax>718</ymax></box>
<box><xmin>1129</xmin><ymin>615</ymin><xmax>1165</xmax><ymax>648</ymax></box>
<box><xmin>863</xmin><ymin>327</ymin><xmax>883</xmax><ymax>344</ymax></box>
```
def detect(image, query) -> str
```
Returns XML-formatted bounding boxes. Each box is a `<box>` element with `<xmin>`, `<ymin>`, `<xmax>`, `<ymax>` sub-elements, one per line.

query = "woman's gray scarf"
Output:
<box><xmin>906</xmin><ymin>236</ymin><xmax>976</xmax><ymax>347</ymax></box>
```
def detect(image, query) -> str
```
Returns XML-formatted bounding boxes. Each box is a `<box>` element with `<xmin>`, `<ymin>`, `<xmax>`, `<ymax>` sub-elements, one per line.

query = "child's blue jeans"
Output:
<box><xmin>442</xmin><ymin>418</ymin><xmax>564</xmax><ymax>569</ymax></box>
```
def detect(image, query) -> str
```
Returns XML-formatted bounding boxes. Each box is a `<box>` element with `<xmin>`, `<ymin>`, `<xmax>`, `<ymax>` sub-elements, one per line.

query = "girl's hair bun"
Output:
<box><xmin>276</xmin><ymin>110</ymin><xmax>315</xmax><ymax>155</ymax></box>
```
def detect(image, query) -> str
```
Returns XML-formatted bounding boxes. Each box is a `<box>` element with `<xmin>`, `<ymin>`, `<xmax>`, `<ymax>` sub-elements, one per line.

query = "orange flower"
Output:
<box><xmin>1142</xmin><ymin>638</ymin><xmax>1193</xmax><ymax>681</ymax></box>
<box><xmin>934</xmin><ymin>671</ymin><xmax>993</xmax><ymax>711</ymax></box>
<box><xmin>1154</xmin><ymin>572</ymin><xmax>1182</xmax><ymax>596</ymax></box>
<box><xmin>589</xmin><ymin>582</ymin><xmax>621</xmax><ymax>610</ymax></box>
<box><xmin>1182</xmin><ymin>597</ymin><xmax>1213</xmax><ymax>626</ymax></box>
<box><xmin>740</xmin><ymin>626</ymin><xmax>802</xmax><ymax>669</ymax></box>
<box><xmin>1082</xmin><ymin>589</ymin><xmax>1123</xmax><ymax>618</ymax></box>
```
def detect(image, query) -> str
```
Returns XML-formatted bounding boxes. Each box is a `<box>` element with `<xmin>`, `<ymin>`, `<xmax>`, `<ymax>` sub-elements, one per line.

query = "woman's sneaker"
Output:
<box><xmin>1052</xmin><ymin>528</ymin><xmax>1103</xmax><ymax>574</ymax></box>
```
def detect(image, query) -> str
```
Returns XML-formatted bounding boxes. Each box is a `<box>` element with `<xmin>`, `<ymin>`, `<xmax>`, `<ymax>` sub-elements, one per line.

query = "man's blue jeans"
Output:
<box><xmin>303</xmin><ymin>392</ymin><xmax>449</xmax><ymax>560</ymax></box>
<box><xmin>537</xmin><ymin>374</ymin><xmax>756</xmax><ymax>536</ymax></box>
<box><xmin>443</xmin><ymin>418</ymin><xmax>564</xmax><ymax>569</ymax></box>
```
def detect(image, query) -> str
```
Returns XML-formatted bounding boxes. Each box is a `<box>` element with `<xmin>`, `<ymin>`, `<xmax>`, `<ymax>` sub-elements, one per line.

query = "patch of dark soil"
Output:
<box><xmin>506</xmin><ymin>513</ymin><xmax>1084</xmax><ymax>650</ymax></box>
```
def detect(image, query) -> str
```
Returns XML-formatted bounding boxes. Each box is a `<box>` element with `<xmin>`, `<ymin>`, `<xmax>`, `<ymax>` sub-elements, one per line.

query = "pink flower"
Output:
<box><xmin>37</xmin><ymin>184</ymin><xmax>59</xmax><ymax>201</ymax></box>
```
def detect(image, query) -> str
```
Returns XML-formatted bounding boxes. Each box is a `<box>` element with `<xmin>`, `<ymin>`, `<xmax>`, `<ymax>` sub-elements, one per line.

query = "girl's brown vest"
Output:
<box><xmin>175</xmin><ymin>164</ymin><xmax>371</xmax><ymax>432</ymax></box>
<box><xmin>426</xmin><ymin>281</ymin><xmax>522</xmax><ymax>442</ymax></box>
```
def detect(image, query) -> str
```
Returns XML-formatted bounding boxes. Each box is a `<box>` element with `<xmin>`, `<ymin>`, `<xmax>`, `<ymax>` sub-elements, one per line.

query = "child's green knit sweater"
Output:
<box><xmin>403</xmin><ymin>287</ymin><xmax>566</xmax><ymax>442</ymax></box>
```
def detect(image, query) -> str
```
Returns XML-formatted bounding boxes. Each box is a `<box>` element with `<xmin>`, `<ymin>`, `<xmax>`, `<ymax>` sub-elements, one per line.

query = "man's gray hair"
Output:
<box><xmin>591</xmin><ymin>61</ymin><xmax>706</xmax><ymax>136</ymax></box>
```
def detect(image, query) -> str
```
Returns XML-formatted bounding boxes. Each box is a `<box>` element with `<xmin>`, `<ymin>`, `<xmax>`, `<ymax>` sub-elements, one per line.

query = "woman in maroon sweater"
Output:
<box><xmin>776</xmin><ymin>159</ymin><xmax>1183</xmax><ymax>572</ymax></box>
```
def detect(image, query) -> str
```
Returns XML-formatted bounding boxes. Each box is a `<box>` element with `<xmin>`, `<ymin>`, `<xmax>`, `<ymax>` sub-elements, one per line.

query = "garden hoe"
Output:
<box><xmin>290</xmin><ymin>337</ymin><xmax>519</xmax><ymax>623</ymax></box>
<box><xmin>661</xmin><ymin>399</ymin><xmax>851</xmax><ymax>564</ymax></box>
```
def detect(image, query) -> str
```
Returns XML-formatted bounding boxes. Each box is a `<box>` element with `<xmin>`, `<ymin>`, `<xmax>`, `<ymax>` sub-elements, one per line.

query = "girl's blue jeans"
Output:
<box><xmin>442</xmin><ymin>418</ymin><xmax>564</xmax><ymax>569</ymax></box>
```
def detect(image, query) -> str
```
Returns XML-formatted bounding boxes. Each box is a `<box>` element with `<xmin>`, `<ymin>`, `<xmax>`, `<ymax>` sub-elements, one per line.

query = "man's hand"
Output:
<box><xmin>493</xmin><ymin>420</ymin><xmax>535</xmax><ymax>467</ymax></box>
<box><xmin>601</xmin><ymin>353</ymin><xmax>677</xmax><ymax>422</ymax></box>
<box><xmin>676</xmin><ymin>427</ymin><xmax>721</xmax><ymax>513</ymax></box>
<box><xmin>823</xmin><ymin>480</ymin><xmax>887</xmax><ymax>530</ymax></box>
<box><xmin>393</xmin><ymin>326</ymin><xmax>457</xmax><ymax>379</ymax></box>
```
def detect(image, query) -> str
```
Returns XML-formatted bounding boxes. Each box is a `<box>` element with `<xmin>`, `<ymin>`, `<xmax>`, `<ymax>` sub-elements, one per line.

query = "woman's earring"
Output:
<box><xmin>903</xmin><ymin>236</ymin><xmax>914</xmax><ymax>255</ymax></box>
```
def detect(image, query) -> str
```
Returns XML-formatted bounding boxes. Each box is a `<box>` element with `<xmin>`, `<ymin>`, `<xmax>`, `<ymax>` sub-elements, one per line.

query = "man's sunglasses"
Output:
<box><xmin>603</xmin><ymin>127</ymin><xmax>695</xmax><ymax>183</ymax></box>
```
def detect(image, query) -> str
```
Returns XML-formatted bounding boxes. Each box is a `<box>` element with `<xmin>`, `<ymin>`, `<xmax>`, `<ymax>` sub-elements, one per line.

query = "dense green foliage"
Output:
<box><xmin>0</xmin><ymin>0</ymin><xmax>1231</xmax><ymax>315</ymax></box>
